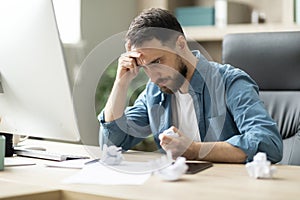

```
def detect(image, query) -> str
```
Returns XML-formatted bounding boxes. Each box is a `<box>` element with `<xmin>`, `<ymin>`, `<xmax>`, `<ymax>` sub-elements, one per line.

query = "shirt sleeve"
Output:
<box><xmin>224</xmin><ymin>69</ymin><xmax>283</xmax><ymax>163</ymax></box>
<box><xmin>98</xmin><ymin>90</ymin><xmax>152</xmax><ymax>150</ymax></box>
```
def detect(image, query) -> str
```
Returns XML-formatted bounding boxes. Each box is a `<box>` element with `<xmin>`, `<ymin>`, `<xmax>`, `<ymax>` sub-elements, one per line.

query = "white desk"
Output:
<box><xmin>1</xmin><ymin>139</ymin><xmax>300</xmax><ymax>200</ymax></box>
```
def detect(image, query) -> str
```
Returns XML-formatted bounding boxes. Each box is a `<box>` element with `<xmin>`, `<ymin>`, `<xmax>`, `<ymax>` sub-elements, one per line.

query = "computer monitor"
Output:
<box><xmin>0</xmin><ymin>0</ymin><xmax>81</xmax><ymax>143</ymax></box>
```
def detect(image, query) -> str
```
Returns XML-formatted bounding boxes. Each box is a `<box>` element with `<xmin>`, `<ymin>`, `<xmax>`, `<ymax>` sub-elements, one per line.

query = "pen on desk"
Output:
<box><xmin>84</xmin><ymin>158</ymin><xmax>100</xmax><ymax>165</ymax></box>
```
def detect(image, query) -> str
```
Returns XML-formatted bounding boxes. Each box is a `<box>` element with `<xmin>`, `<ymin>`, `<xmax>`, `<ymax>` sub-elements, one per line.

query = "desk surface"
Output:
<box><xmin>1</xmin><ymin>139</ymin><xmax>300</xmax><ymax>200</ymax></box>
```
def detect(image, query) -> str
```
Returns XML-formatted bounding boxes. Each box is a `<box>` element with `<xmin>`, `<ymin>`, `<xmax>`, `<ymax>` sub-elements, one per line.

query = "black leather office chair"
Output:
<box><xmin>222</xmin><ymin>31</ymin><xmax>300</xmax><ymax>165</ymax></box>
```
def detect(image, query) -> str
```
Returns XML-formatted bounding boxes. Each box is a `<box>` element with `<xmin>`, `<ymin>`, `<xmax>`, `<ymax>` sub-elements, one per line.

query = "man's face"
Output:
<box><xmin>131</xmin><ymin>39</ymin><xmax>187</xmax><ymax>94</ymax></box>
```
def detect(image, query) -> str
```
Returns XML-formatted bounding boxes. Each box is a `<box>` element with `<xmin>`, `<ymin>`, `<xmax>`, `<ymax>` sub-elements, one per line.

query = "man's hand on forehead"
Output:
<box><xmin>122</xmin><ymin>51</ymin><xmax>143</xmax><ymax>66</ymax></box>
<box><xmin>116</xmin><ymin>50</ymin><xmax>143</xmax><ymax>82</ymax></box>
<box><xmin>122</xmin><ymin>51</ymin><xmax>141</xmax><ymax>58</ymax></box>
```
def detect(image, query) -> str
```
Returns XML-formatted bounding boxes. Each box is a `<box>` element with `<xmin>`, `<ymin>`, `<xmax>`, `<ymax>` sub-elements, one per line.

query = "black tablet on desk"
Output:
<box><xmin>185</xmin><ymin>162</ymin><xmax>213</xmax><ymax>174</ymax></box>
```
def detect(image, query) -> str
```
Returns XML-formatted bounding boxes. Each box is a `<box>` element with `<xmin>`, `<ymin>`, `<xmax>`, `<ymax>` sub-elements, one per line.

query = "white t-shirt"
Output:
<box><xmin>172</xmin><ymin>91</ymin><xmax>201</xmax><ymax>142</ymax></box>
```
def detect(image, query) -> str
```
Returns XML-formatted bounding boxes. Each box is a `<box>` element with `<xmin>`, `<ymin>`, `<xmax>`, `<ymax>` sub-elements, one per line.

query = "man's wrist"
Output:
<box><xmin>191</xmin><ymin>142</ymin><xmax>201</xmax><ymax>160</ymax></box>
<box><xmin>184</xmin><ymin>141</ymin><xmax>201</xmax><ymax>160</ymax></box>
<box><xmin>114</xmin><ymin>78</ymin><xmax>131</xmax><ymax>89</ymax></box>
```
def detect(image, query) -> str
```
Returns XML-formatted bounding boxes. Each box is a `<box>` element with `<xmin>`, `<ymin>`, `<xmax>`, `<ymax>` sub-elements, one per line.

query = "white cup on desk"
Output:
<box><xmin>13</xmin><ymin>135</ymin><xmax>29</xmax><ymax>147</ymax></box>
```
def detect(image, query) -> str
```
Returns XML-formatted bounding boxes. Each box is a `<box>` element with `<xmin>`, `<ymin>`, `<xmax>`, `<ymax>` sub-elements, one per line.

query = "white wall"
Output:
<box><xmin>81</xmin><ymin>0</ymin><xmax>138</xmax><ymax>54</ymax></box>
<box><xmin>64</xmin><ymin>0</ymin><xmax>138</xmax><ymax>84</ymax></box>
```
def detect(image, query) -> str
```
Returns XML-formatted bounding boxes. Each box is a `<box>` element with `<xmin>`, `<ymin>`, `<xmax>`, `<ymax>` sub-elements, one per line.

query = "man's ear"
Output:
<box><xmin>176</xmin><ymin>35</ymin><xmax>186</xmax><ymax>50</ymax></box>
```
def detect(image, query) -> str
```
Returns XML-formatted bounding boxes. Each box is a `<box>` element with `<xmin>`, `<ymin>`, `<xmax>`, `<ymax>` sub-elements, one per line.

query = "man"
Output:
<box><xmin>99</xmin><ymin>8</ymin><xmax>283</xmax><ymax>163</ymax></box>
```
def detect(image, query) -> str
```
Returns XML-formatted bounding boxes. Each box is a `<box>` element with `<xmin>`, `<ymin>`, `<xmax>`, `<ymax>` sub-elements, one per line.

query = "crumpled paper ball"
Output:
<box><xmin>101</xmin><ymin>144</ymin><xmax>124</xmax><ymax>165</ymax></box>
<box><xmin>163</xmin><ymin>129</ymin><xmax>179</xmax><ymax>137</ymax></box>
<box><xmin>155</xmin><ymin>156</ymin><xmax>188</xmax><ymax>181</ymax></box>
<box><xmin>245</xmin><ymin>152</ymin><xmax>276</xmax><ymax>179</ymax></box>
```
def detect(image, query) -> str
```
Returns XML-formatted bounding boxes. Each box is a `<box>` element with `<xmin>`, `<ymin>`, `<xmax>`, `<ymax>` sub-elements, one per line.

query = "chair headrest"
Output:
<box><xmin>222</xmin><ymin>31</ymin><xmax>300</xmax><ymax>90</ymax></box>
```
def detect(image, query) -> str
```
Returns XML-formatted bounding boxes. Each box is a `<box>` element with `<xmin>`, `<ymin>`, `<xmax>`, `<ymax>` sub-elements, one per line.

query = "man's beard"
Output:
<box><xmin>159</xmin><ymin>56</ymin><xmax>188</xmax><ymax>94</ymax></box>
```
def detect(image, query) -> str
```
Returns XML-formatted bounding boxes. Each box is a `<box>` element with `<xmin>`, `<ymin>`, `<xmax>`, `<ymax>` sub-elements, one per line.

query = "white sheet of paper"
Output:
<box><xmin>5</xmin><ymin>157</ymin><xmax>36</xmax><ymax>167</ymax></box>
<box><xmin>63</xmin><ymin>162</ymin><xmax>151</xmax><ymax>185</ymax></box>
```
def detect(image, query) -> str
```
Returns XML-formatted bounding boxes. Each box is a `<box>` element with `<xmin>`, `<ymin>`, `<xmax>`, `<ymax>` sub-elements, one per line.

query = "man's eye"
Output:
<box><xmin>144</xmin><ymin>58</ymin><xmax>161</xmax><ymax>69</ymax></box>
<box><xmin>153</xmin><ymin>59</ymin><xmax>160</xmax><ymax>64</ymax></box>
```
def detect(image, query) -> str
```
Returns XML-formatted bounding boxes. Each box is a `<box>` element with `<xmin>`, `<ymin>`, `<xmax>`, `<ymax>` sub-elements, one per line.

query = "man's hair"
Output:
<box><xmin>125</xmin><ymin>8</ymin><xmax>185</xmax><ymax>48</ymax></box>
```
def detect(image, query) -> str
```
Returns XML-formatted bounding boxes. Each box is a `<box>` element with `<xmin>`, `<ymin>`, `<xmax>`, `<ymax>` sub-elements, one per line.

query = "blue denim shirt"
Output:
<box><xmin>99</xmin><ymin>50</ymin><xmax>283</xmax><ymax>163</ymax></box>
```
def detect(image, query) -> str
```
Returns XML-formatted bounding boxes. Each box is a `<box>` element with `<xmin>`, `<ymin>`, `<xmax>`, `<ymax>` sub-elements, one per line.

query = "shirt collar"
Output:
<box><xmin>189</xmin><ymin>50</ymin><xmax>210</xmax><ymax>94</ymax></box>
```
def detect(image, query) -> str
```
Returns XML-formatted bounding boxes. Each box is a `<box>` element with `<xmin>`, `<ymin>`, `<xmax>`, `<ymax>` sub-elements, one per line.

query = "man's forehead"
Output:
<box><xmin>131</xmin><ymin>38</ymin><xmax>171</xmax><ymax>53</ymax></box>
<box><xmin>129</xmin><ymin>38</ymin><xmax>176</xmax><ymax>65</ymax></box>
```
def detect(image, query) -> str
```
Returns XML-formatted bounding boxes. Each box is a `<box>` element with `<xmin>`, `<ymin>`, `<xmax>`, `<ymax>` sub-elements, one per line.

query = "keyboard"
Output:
<box><xmin>14</xmin><ymin>149</ymin><xmax>89</xmax><ymax>161</ymax></box>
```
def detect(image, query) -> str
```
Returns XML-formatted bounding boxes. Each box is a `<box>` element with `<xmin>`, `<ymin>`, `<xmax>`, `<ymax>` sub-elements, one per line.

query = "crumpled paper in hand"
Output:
<box><xmin>101</xmin><ymin>144</ymin><xmax>124</xmax><ymax>165</ymax></box>
<box><xmin>245</xmin><ymin>152</ymin><xmax>276</xmax><ymax>179</ymax></box>
<box><xmin>163</xmin><ymin>129</ymin><xmax>179</xmax><ymax>137</ymax></box>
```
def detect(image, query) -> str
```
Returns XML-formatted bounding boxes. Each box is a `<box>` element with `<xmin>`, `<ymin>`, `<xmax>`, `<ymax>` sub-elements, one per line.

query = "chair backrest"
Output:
<box><xmin>222</xmin><ymin>31</ymin><xmax>300</xmax><ymax>165</ymax></box>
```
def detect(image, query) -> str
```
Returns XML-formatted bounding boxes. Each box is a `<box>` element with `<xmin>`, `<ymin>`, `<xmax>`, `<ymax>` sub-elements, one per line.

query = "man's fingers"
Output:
<box><xmin>121</xmin><ymin>51</ymin><xmax>141</xmax><ymax>59</ymax></box>
<box><xmin>119</xmin><ymin>51</ymin><xmax>142</xmax><ymax>70</ymax></box>
<box><xmin>169</xmin><ymin>126</ymin><xmax>184</xmax><ymax>137</ymax></box>
<box><xmin>159</xmin><ymin>134</ymin><xmax>178</xmax><ymax>148</ymax></box>
<box><xmin>159</xmin><ymin>133</ymin><xmax>172</xmax><ymax>142</ymax></box>
<box><xmin>120</xmin><ymin>60</ymin><xmax>136</xmax><ymax>69</ymax></box>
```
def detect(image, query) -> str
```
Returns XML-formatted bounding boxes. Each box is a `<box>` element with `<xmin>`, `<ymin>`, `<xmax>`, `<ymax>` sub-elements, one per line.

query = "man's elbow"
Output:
<box><xmin>268</xmin><ymin>141</ymin><xmax>283</xmax><ymax>164</ymax></box>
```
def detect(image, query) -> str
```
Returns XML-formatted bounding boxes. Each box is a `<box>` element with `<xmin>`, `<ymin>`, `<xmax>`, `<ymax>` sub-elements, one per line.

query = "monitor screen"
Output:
<box><xmin>0</xmin><ymin>0</ymin><xmax>81</xmax><ymax>142</ymax></box>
